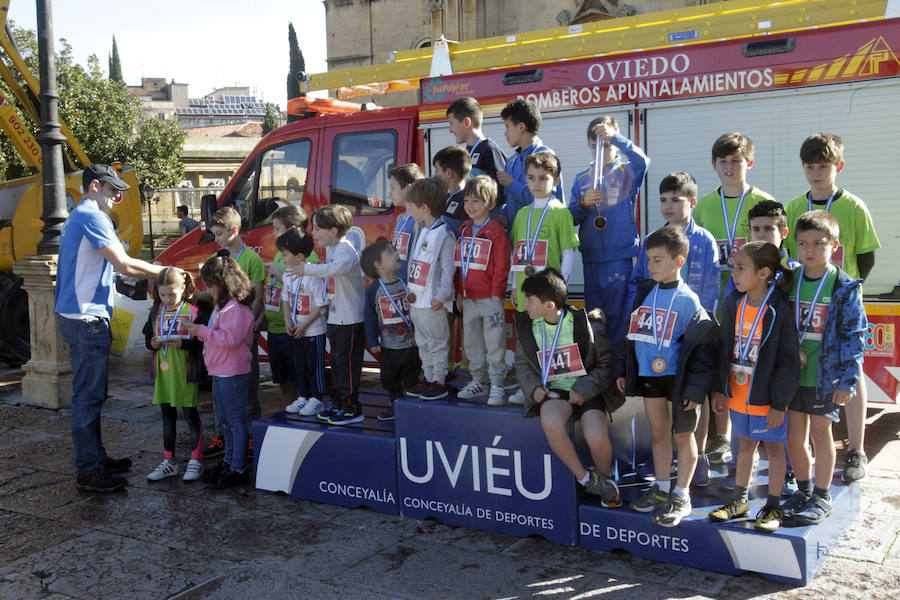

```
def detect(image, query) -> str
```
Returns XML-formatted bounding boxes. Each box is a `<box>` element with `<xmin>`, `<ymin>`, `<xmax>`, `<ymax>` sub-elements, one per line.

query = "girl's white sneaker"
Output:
<box><xmin>147</xmin><ymin>459</ymin><xmax>179</xmax><ymax>481</ymax></box>
<box><xmin>183</xmin><ymin>459</ymin><xmax>204</xmax><ymax>482</ymax></box>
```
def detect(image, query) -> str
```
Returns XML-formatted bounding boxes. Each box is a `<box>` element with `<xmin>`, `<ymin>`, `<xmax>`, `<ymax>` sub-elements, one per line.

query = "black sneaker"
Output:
<box><xmin>328</xmin><ymin>407</ymin><xmax>364</xmax><ymax>425</ymax></box>
<box><xmin>377</xmin><ymin>406</ymin><xmax>395</xmax><ymax>422</ymax></box>
<box><xmin>202</xmin><ymin>461</ymin><xmax>227</xmax><ymax>484</ymax></box>
<box><xmin>103</xmin><ymin>456</ymin><xmax>133</xmax><ymax>474</ymax></box>
<box><xmin>317</xmin><ymin>406</ymin><xmax>341</xmax><ymax>421</ymax></box>
<box><xmin>76</xmin><ymin>471</ymin><xmax>127</xmax><ymax>493</ymax></box>
<box><xmin>201</xmin><ymin>435</ymin><xmax>225</xmax><ymax>459</ymax></box>
<box><xmin>406</xmin><ymin>382</ymin><xmax>428</xmax><ymax>398</ymax></box>
<box><xmin>842</xmin><ymin>448</ymin><xmax>868</xmax><ymax>483</ymax></box>
<box><xmin>706</xmin><ymin>434</ymin><xmax>733</xmax><ymax>464</ymax></box>
<box><xmin>419</xmin><ymin>382</ymin><xmax>449</xmax><ymax>400</ymax></box>
<box><xmin>212</xmin><ymin>468</ymin><xmax>250</xmax><ymax>489</ymax></box>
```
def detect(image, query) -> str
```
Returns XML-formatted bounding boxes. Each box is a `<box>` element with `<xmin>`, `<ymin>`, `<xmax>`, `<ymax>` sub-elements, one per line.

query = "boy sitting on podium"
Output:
<box><xmin>514</xmin><ymin>268</ymin><xmax>624</xmax><ymax>506</ymax></box>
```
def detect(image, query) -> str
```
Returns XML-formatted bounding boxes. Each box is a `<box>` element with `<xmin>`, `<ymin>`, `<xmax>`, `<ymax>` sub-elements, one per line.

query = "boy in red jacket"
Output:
<box><xmin>454</xmin><ymin>175</ymin><xmax>512</xmax><ymax>405</ymax></box>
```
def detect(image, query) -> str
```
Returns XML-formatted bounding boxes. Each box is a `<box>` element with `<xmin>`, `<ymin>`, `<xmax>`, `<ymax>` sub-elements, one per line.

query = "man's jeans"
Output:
<box><xmin>57</xmin><ymin>315</ymin><xmax>111</xmax><ymax>476</ymax></box>
<box><xmin>212</xmin><ymin>373</ymin><xmax>250</xmax><ymax>473</ymax></box>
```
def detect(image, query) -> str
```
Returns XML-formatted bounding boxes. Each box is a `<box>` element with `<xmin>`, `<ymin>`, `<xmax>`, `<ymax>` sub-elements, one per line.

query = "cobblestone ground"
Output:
<box><xmin>0</xmin><ymin>354</ymin><xmax>898</xmax><ymax>599</ymax></box>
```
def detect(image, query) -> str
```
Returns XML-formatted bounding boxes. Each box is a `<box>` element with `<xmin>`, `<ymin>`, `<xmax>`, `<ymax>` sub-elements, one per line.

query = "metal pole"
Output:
<box><xmin>148</xmin><ymin>199</ymin><xmax>155</xmax><ymax>260</ymax></box>
<box><xmin>35</xmin><ymin>0</ymin><xmax>68</xmax><ymax>255</ymax></box>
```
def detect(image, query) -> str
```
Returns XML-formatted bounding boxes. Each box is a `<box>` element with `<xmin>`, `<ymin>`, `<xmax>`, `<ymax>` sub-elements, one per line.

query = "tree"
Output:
<box><xmin>262</xmin><ymin>104</ymin><xmax>279</xmax><ymax>135</ymax></box>
<box><xmin>108</xmin><ymin>35</ymin><xmax>123</xmax><ymax>82</ymax></box>
<box><xmin>287</xmin><ymin>22</ymin><xmax>305</xmax><ymax>123</ymax></box>
<box><xmin>0</xmin><ymin>23</ymin><xmax>184</xmax><ymax>189</ymax></box>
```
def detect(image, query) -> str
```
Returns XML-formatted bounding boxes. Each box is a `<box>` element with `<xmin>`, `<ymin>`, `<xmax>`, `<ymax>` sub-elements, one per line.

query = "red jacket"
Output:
<box><xmin>454</xmin><ymin>218</ymin><xmax>511</xmax><ymax>300</ymax></box>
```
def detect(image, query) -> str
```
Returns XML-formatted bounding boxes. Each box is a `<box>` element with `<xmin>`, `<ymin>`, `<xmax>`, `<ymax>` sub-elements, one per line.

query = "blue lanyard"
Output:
<box><xmin>461</xmin><ymin>219</ymin><xmax>490</xmax><ymax>281</ymax></box>
<box><xmin>467</xmin><ymin>138</ymin><xmax>484</xmax><ymax>157</ymax></box>
<box><xmin>158</xmin><ymin>302</ymin><xmax>184</xmax><ymax>358</ymax></box>
<box><xmin>650</xmin><ymin>284</ymin><xmax>679</xmax><ymax>357</ymax></box>
<box><xmin>793</xmin><ymin>265</ymin><xmax>832</xmax><ymax>345</ymax></box>
<box><xmin>234</xmin><ymin>244</ymin><xmax>246</xmax><ymax>262</ymax></box>
<box><xmin>269</xmin><ymin>254</ymin><xmax>284</xmax><ymax>287</ymax></box>
<box><xmin>807</xmin><ymin>188</ymin><xmax>838</xmax><ymax>212</ymax></box>
<box><xmin>412</xmin><ymin>219</ymin><xmax>442</xmax><ymax>260</ymax></box>
<box><xmin>736</xmin><ymin>284</ymin><xmax>776</xmax><ymax>363</ymax></box>
<box><xmin>526</xmin><ymin>201</ymin><xmax>552</xmax><ymax>262</ymax></box>
<box><xmin>720</xmin><ymin>185</ymin><xmax>749</xmax><ymax>249</ymax></box>
<box><xmin>396</xmin><ymin>213</ymin><xmax>413</xmax><ymax>235</ymax></box>
<box><xmin>540</xmin><ymin>311</ymin><xmax>565</xmax><ymax>387</ymax></box>
<box><xmin>378</xmin><ymin>279</ymin><xmax>412</xmax><ymax>329</ymax></box>
<box><xmin>290</xmin><ymin>275</ymin><xmax>305</xmax><ymax>323</ymax></box>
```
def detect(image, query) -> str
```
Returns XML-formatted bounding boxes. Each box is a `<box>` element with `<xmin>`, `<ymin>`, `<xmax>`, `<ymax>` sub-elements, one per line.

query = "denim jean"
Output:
<box><xmin>213</xmin><ymin>339</ymin><xmax>260</xmax><ymax>435</ymax></box>
<box><xmin>212</xmin><ymin>373</ymin><xmax>250</xmax><ymax>473</ymax></box>
<box><xmin>57</xmin><ymin>315</ymin><xmax>111</xmax><ymax>476</ymax></box>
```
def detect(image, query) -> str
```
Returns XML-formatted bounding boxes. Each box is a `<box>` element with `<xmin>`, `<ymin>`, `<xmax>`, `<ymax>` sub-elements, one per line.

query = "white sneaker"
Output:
<box><xmin>299</xmin><ymin>397</ymin><xmax>324</xmax><ymax>416</ymax></box>
<box><xmin>487</xmin><ymin>387</ymin><xmax>505</xmax><ymax>406</ymax></box>
<box><xmin>457</xmin><ymin>381</ymin><xmax>487</xmax><ymax>399</ymax></box>
<box><xmin>147</xmin><ymin>459</ymin><xmax>179</xmax><ymax>481</ymax></box>
<box><xmin>286</xmin><ymin>396</ymin><xmax>308</xmax><ymax>413</ymax></box>
<box><xmin>183</xmin><ymin>459</ymin><xmax>203</xmax><ymax>482</ymax></box>
<box><xmin>507</xmin><ymin>389</ymin><xmax>526</xmax><ymax>405</ymax></box>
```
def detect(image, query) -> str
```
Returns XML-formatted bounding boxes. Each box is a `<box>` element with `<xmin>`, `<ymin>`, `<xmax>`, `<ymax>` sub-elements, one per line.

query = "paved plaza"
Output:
<box><xmin>0</xmin><ymin>353</ymin><xmax>898</xmax><ymax>599</ymax></box>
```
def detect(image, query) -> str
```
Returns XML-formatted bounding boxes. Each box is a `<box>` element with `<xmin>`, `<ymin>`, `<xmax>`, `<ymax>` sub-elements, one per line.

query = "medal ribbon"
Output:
<box><xmin>378</xmin><ymin>279</ymin><xmax>412</xmax><ymax>329</ymax></box>
<box><xmin>158</xmin><ymin>301</ymin><xmax>184</xmax><ymax>358</ymax></box>
<box><xmin>525</xmin><ymin>201</ymin><xmax>552</xmax><ymax>264</ymax></box>
<box><xmin>234</xmin><ymin>243</ymin><xmax>246</xmax><ymax>262</ymax></box>
<box><xmin>540</xmin><ymin>310</ymin><xmax>566</xmax><ymax>388</ymax></box>
<box><xmin>807</xmin><ymin>188</ymin><xmax>839</xmax><ymax>213</ymax></box>
<box><xmin>592</xmin><ymin>139</ymin><xmax>604</xmax><ymax>190</ymax></box>
<box><xmin>719</xmin><ymin>185</ymin><xmax>749</xmax><ymax>252</ymax></box>
<box><xmin>793</xmin><ymin>265</ymin><xmax>832</xmax><ymax>345</ymax></box>
<box><xmin>460</xmin><ymin>218</ymin><xmax>490</xmax><ymax>282</ymax></box>
<box><xmin>411</xmin><ymin>219</ymin><xmax>443</xmax><ymax>261</ymax></box>
<box><xmin>651</xmin><ymin>283</ymin><xmax>679</xmax><ymax>360</ymax></box>
<box><xmin>290</xmin><ymin>275</ymin><xmax>305</xmax><ymax>324</ymax></box>
<box><xmin>467</xmin><ymin>138</ymin><xmax>484</xmax><ymax>158</ymax></box>
<box><xmin>736</xmin><ymin>283</ymin><xmax>776</xmax><ymax>363</ymax></box>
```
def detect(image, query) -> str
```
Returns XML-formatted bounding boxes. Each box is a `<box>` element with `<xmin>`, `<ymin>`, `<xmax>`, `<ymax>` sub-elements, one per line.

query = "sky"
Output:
<box><xmin>8</xmin><ymin>0</ymin><xmax>328</xmax><ymax>109</ymax></box>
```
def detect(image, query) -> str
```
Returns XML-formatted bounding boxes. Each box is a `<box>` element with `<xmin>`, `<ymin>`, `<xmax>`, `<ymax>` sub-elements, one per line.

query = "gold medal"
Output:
<box><xmin>651</xmin><ymin>357</ymin><xmax>667</xmax><ymax>373</ymax></box>
<box><xmin>593</xmin><ymin>215</ymin><xmax>608</xmax><ymax>230</ymax></box>
<box><xmin>524</xmin><ymin>265</ymin><xmax>536</xmax><ymax>277</ymax></box>
<box><xmin>799</xmin><ymin>351</ymin><xmax>807</xmax><ymax>367</ymax></box>
<box><xmin>406</xmin><ymin>292</ymin><xmax>417</xmax><ymax>304</ymax></box>
<box><xmin>735</xmin><ymin>371</ymin><xmax>749</xmax><ymax>385</ymax></box>
<box><xmin>160</xmin><ymin>361</ymin><xmax>170</xmax><ymax>373</ymax></box>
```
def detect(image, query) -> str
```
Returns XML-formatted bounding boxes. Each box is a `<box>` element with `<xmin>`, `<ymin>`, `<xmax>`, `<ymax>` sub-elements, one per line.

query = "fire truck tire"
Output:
<box><xmin>0</xmin><ymin>274</ymin><xmax>30</xmax><ymax>365</ymax></box>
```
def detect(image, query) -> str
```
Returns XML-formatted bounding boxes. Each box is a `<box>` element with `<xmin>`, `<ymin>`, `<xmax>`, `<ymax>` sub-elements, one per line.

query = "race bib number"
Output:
<box><xmin>290</xmin><ymin>294</ymin><xmax>312</xmax><ymax>319</ymax></box>
<box><xmin>511</xmin><ymin>239</ymin><xmax>549</xmax><ymax>272</ymax></box>
<box><xmin>732</xmin><ymin>319</ymin><xmax>762</xmax><ymax>365</ymax></box>
<box><xmin>537</xmin><ymin>343</ymin><xmax>587</xmax><ymax>382</ymax></box>
<box><xmin>408</xmin><ymin>259</ymin><xmax>431</xmax><ymax>293</ymax></box>
<box><xmin>158</xmin><ymin>315</ymin><xmax>190</xmax><ymax>339</ymax></box>
<box><xmin>454</xmin><ymin>237</ymin><xmax>492</xmax><ymax>270</ymax></box>
<box><xmin>326</xmin><ymin>278</ymin><xmax>335</xmax><ymax>301</ymax></box>
<box><xmin>264</xmin><ymin>280</ymin><xmax>281</xmax><ymax>312</ymax></box>
<box><xmin>716</xmin><ymin>237</ymin><xmax>747</xmax><ymax>269</ymax></box>
<box><xmin>793</xmin><ymin>300</ymin><xmax>828</xmax><ymax>342</ymax></box>
<box><xmin>378</xmin><ymin>293</ymin><xmax>409</xmax><ymax>325</ymax></box>
<box><xmin>626</xmin><ymin>306</ymin><xmax>678</xmax><ymax>346</ymax></box>
<box><xmin>393</xmin><ymin>230</ymin><xmax>411</xmax><ymax>260</ymax></box>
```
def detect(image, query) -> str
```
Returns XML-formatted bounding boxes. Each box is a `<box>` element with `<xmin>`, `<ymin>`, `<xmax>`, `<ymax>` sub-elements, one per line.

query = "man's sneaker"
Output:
<box><xmin>377</xmin><ymin>406</ymin><xmax>395</xmax><ymax>422</ymax></box>
<box><xmin>781</xmin><ymin>490</ymin><xmax>810</xmax><ymax>518</ymax></box>
<box><xmin>654</xmin><ymin>494</ymin><xmax>691</xmax><ymax>527</ymax></box>
<box><xmin>629</xmin><ymin>483</ymin><xmax>669</xmax><ymax>513</ymax></box>
<box><xmin>707</xmin><ymin>435</ymin><xmax>733</xmax><ymax>464</ymax></box>
<box><xmin>692</xmin><ymin>454</ymin><xmax>711</xmax><ymax>487</ymax></box>
<box><xmin>76</xmin><ymin>471</ymin><xmax>127</xmax><ymax>493</ymax></box>
<box><xmin>201</xmin><ymin>435</ymin><xmax>225</xmax><ymax>459</ymax></box>
<box><xmin>754</xmin><ymin>505</ymin><xmax>783</xmax><ymax>533</ymax></box>
<box><xmin>212</xmin><ymin>468</ymin><xmax>250</xmax><ymax>489</ymax></box>
<box><xmin>103</xmin><ymin>456</ymin><xmax>132</xmax><ymax>474</ymax></box>
<box><xmin>709</xmin><ymin>499</ymin><xmax>750</xmax><ymax>522</ymax></box>
<box><xmin>507</xmin><ymin>389</ymin><xmax>526</xmax><ymax>405</ymax></box>
<box><xmin>842</xmin><ymin>448</ymin><xmax>868</xmax><ymax>484</ymax></box>
<box><xmin>457</xmin><ymin>381</ymin><xmax>487</xmax><ymax>399</ymax></box>
<box><xmin>285</xmin><ymin>396</ymin><xmax>308</xmax><ymax>413</ymax></box>
<box><xmin>183</xmin><ymin>459</ymin><xmax>204</xmax><ymax>482</ymax></box>
<box><xmin>299</xmin><ymin>397</ymin><xmax>324</xmax><ymax>416</ymax></box>
<box><xmin>407</xmin><ymin>382</ymin><xmax>428</xmax><ymax>398</ymax></box>
<box><xmin>317</xmin><ymin>405</ymin><xmax>341</xmax><ymax>421</ymax></box>
<box><xmin>146</xmin><ymin>459</ymin><xmax>179</xmax><ymax>481</ymax></box>
<box><xmin>328</xmin><ymin>407</ymin><xmax>365</xmax><ymax>425</ymax></box>
<box><xmin>585</xmin><ymin>470</ymin><xmax>621</xmax><ymax>508</ymax></box>
<box><xmin>419</xmin><ymin>383</ymin><xmax>449</xmax><ymax>400</ymax></box>
<box><xmin>782</xmin><ymin>472</ymin><xmax>799</xmax><ymax>497</ymax></box>
<box><xmin>487</xmin><ymin>387</ymin><xmax>505</xmax><ymax>406</ymax></box>
<box><xmin>791</xmin><ymin>493</ymin><xmax>833</xmax><ymax>525</ymax></box>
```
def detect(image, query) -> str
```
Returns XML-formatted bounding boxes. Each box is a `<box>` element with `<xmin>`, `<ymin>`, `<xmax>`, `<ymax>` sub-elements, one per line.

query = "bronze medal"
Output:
<box><xmin>651</xmin><ymin>357</ymin><xmax>667</xmax><ymax>373</ymax></box>
<box><xmin>406</xmin><ymin>292</ymin><xmax>417</xmax><ymax>304</ymax></box>
<box><xmin>160</xmin><ymin>361</ymin><xmax>170</xmax><ymax>373</ymax></box>
<box><xmin>735</xmin><ymin>371</ymin><xmax>749</xmax><ymax>385</ymax></box>
<box><xmin>593</xmin><ymin>215</ymin><xmax>608</xmax><ymax>230</ymax></box>
<box><xmin>524</xmin><ymin>265</ymin><xmax>536</xmax><ymax>277</ymax></box>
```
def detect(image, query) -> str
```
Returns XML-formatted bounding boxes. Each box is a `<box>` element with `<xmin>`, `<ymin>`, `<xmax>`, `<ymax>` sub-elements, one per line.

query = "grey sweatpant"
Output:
<box><xmin>462</xmin><ymin>297</ymin><xmax>507</xmax><ymax>388</ymax></box>
<box><xmin>410</xmin><ymin>305</ymin><xmax>450</xmax><ymax>383</ymax></box>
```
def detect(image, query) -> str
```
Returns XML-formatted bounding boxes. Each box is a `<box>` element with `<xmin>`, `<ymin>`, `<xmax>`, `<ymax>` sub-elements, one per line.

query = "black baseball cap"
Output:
<box><xmin>83</xmin><ymin>164</ymin><xmax>130</xmax><ymax>191</ymax></box>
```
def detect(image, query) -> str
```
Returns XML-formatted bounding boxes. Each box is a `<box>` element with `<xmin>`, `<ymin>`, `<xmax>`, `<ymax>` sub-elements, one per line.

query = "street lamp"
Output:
<box><xmin>142</xmin><ymin>184</ymin><xmax>158</xmax><ymax>259</ymax></box>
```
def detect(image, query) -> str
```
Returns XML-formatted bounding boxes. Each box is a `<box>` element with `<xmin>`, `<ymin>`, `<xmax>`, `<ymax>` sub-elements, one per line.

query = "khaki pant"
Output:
<box><xmin>462</xmin><ymin>297</ymin><xmax>507</xmax><ymax>388</ymax></box>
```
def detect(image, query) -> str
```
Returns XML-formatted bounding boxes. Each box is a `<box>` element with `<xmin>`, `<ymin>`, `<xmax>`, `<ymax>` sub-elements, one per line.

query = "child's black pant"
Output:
<box><xmin>328</xmin><ymin>323</ymin><xmax>365</xmax><ymax>410</ymax></box>
<box><xmin>291</xmin><ymin>333</ymin><xmax>326</xmax><ymax>400</ymax></box>
<box><xmin>380</xmin><ymin>346</ymin><xmax>422</xmax><ymax>401</ymax></box>
<box><xmin>161</xmin><ymin>404</ymin><xmax>203</xmax><ymax>455</ymax></box>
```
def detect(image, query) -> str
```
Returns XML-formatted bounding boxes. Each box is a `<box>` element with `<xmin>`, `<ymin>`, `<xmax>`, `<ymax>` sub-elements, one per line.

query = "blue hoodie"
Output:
<box><xmin>500</xmin><ymin>137</ymin><xmax>564</xmax><ymax>230</ymax></box>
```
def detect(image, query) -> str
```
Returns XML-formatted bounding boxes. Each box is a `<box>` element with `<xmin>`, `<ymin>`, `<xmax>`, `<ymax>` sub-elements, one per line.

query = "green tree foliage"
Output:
<box><xmin>108</xmin><ymin>35</ymin><xmax>123</xmax><ymax>82</ymax></box>
<box><xmin>0</xmin><ymin>23</ymin><xmax>184</xmax><ymax>189</ymax></box>
<box><xmin>287</xmin><ymin>22</ymin><xmax>305</xmax><ymax>123</ymax></box>
<box><xmin>262</xmin><ymin>103</ymin><xmax>278</xmax><ymax>135</ymax></box>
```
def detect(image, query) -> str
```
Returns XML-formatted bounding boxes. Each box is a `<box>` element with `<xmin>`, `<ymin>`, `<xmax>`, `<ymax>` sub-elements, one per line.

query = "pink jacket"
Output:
<box><xmin>196</xmin><ymin>299</ymin><xmax>254</xmax><ymax>376</ymax></box>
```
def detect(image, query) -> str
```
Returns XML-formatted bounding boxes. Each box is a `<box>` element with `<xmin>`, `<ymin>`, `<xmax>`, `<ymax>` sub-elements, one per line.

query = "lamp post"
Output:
<box><xmin>143</xmin><ymin>184</ymin><xmax>157</xmax><ymax>259</ymax></box>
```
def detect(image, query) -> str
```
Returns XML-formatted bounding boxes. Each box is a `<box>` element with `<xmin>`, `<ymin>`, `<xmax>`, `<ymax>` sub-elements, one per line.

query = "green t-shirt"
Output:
<box><xmin>784</xmin><ymin>189</ymin><xmax>880</xmax><ymax>280</ymax></box>
<box><xmin>511</xmin><ymin>200</ymin><xmax>580</xmax><ymax>309</ymax></box>
<box><xmin>264</xmin><ymin>250</ymin><xmax>320</xmax><ymax>334</ymax></box>
<box><xmin>694</xmin><ymin>185</ymin><xmax>775</xmax><ymax>314</ymax></box>
<box><xmin>790</xmin><ymin>266</ymin><xmax>837</xmax><ymax>387</ymax></box>
<box><xmin>152</xmin><ymin>303</ymin><xmax>198</xmax><ymax>408</ymax></box>
<box><xmin>531</xmin><ymin>311</ymin><xmax>578</xmax><ymax>392</ymax></box>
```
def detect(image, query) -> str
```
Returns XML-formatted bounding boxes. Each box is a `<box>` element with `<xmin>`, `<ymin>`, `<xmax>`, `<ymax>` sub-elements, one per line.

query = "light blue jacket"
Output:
<box><xmin>501</xmin><ymin>137</ymin><xmax>564</xmax><ymax>230</ymax></box>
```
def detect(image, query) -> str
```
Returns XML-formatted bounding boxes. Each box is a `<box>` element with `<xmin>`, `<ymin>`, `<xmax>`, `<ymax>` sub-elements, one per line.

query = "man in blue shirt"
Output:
<box><xmin>55</xmin><ymin>164</ymin><xmax>168</xmax><ymax>493</ymax></box>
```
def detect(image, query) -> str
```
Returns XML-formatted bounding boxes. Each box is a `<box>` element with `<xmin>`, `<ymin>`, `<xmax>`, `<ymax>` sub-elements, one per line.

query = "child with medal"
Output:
<box><xmin>618</xmin><ymin>226</ymin><xmax>716</xmax><ymax>528</ymax></box>
<box><xmin>388</xmin><ymin>163</ymin><xmax>425</xmax><ymax>283</ymax></box>
<box><xmin>514</xmin><ymin>268</ymin><xmax>624</xmax><ymax>507</ymax></box>
<box><xmin>510</xmin><ymin>151</ymin><xmax>579</xmax><ymax>311</ymax></box>
<box><xmin>710</xmin><ymin>242</ymin><xmax>799</xmax><ymax>532</ymax></box>
<box><xmin>782</xmin><ymin>211</ymin><xmax>866</xmax><ymax>526</ymax></box>
<box><xmin>362</xmin><ymin>241</ymin><xmax>423</xmax><ymax>421</ymax></box>
<box><xmin>143</xmin><ymin>268</ymin><xmax>208</xmax><ymax>482</ymax></box>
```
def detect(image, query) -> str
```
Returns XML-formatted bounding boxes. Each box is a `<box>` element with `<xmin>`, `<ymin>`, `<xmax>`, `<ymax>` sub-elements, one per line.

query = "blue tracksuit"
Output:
<box><xmin>500</xmin><ymin>137</ymin><xmax>564</xmax><ymax>231</ymax></box>
<box><xmin>628</xmin><ymin>219</ymin><xmax>720</xmax><ymax>314</ymax></box>
<box><xmin>569</xmin><ymin>133</ymin><xmax>649</xmax><ymax>340</ymax></box>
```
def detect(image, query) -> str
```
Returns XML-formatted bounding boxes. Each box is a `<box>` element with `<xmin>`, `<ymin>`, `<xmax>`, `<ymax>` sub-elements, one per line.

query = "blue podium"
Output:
<box><xmin>252</xmin><ymin>390</ymin><xmax>399</xmax><ymax>514</ymax></box>
<box><xmin>395</xmin><ymin>396</ymin><xmax>579</xmax><ymax>545</ymax></box>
